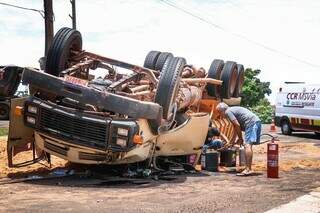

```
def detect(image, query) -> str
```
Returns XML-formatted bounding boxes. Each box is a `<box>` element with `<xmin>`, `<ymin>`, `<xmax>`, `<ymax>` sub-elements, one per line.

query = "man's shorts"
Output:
<box><xmin>245</xmin><ymin>121</ymin><xmax>262</xmax><ymax>145</ymax></box>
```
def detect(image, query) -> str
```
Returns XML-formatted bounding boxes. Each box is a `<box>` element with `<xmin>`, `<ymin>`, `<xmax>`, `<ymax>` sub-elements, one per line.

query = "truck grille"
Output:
<box><xmin>39</xmin><ymin>107</ymin><xmax>108</xmax><ymax>150</ymax></box>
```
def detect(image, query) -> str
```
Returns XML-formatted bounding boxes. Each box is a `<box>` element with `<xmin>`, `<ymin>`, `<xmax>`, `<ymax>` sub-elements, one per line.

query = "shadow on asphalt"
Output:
<box><xmin>3</xmin><ymin>163</ymin><xmax>214</xmax><ymax>189</ymax></box>
<box><xmin>289</xmin><ymin>132</ymin><xmax>320</xmax><ymax>140</ymax></box>
<box><xmin>274</xmin><ymin>132</ymin><xmax>320</xmax><ymax>142</ymax></box>
<box><xmin>17</xmin><ymin>172</ymin><xmax>209</xmax><ymax>189</ymax></box>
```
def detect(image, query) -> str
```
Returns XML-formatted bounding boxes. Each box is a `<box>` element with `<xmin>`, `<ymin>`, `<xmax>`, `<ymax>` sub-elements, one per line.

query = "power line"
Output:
<box><xmin>0</xmin><ymin>2</ymin><xmax>44</xmax><ymax>18</ymax></box>
<box><xmin>159</xmin><ymin>0</ymin><xmax>320</xmax><ymax>69</ymax></box>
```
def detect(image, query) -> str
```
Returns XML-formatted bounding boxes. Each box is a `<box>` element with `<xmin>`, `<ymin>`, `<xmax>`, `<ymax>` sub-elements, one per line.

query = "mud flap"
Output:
<box><xmin>7</xmin><ymin>97</ymin><xmax>50</xmax><ymax>167</ymax></box>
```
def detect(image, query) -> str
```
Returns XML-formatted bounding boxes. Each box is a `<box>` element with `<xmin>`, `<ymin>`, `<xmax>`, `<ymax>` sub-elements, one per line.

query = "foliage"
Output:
<box><xmin>0</xmin><ymin>128</ymin><xmax>8</xmax><ymax>136</ymax></box>
<box><xmin>240</xmin><ymin>68</ymin><xmax>273</xmax><ymax>123</ymax></box>
<box><xmin>250</xmin><ymin>98</ymin><xmax>273</xmax><ymax>124</ymax></box>
<box><xmin>240</xmin><ymin>68</ymin><xmax>271</xmax><ymax>107</ymax></box>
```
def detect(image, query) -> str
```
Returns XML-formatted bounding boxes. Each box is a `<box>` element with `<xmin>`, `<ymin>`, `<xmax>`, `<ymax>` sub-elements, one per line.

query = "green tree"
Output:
<box><xmin>240</xmin><ymin>68</ymin><xmax>273</xmax><ymax>123</ymax></box>
<box><xmin>251</xmin><ymin>98</ymin><xmax>273</xmax><ymax>124</ymax></box>
<box><xmin>241</xmin><ymin>68</ymin><xmax>271</xmax><ymax>107</ymax></box>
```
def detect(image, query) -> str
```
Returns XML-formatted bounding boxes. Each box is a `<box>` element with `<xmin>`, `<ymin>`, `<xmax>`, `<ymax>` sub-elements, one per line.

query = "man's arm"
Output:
<box><xmin>225</xmin><ymin>110</ymin><xmax>243</xmax><ymax>144</ymax></box>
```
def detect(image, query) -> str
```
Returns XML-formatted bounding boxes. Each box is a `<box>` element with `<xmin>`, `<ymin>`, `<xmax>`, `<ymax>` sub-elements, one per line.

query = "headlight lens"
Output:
<box><xmin>26</xmin><ymin>116</ymin><xmax>36</xmax><ymax>125</ymax></box>
<box><xmin>116</xmin><ymin>138</ymin><xmax>127</xmax><ymax>147</ymax></box>
<box><xmin>27</xmin><ymin>105</ymin><xmax>38</xmax><ymax>114</ymax></box>
<box><xmin>117</xmin><ymin>128</ymin><xmax>129</xmax><ymax>136</ymax></box>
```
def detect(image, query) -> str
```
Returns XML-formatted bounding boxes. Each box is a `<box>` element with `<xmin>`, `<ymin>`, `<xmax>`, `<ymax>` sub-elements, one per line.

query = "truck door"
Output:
<box><xmin>2</xmin><ymin>67</ymin><xmax>50</xmax><ymax>167</ymax></box>
<box><xmin>7</xmin><ymin>97</ymin><xmax>42</xmax><ymax>167</ymax></box>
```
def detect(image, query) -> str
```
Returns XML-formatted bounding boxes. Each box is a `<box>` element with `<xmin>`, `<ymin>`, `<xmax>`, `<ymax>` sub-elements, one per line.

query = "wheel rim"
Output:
<box><xmin>282</xmin><ymin>122</ymin><xmax>289</xmax><ymax>133</ymax></box>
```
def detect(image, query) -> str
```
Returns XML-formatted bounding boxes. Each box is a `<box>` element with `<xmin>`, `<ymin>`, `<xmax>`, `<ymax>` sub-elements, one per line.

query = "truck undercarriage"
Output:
<box><xmin>6</xmin><ymin>27</ymin><xmax>244</xmax><ymax>170</ymax></box>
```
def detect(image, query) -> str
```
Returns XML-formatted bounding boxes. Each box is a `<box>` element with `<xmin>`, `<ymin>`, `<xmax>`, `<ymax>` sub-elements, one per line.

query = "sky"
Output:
<box><xmin>0</xmin><ymin>0</ymin><xmax>319</xmax><ymax>103</ymax></box>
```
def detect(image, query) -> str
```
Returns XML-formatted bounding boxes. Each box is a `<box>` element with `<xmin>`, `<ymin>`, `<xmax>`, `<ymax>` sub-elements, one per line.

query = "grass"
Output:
<box><xmin>0</xmin><ymin>128</ymin><xmax>8</xmax><ymax>136</ymax></box>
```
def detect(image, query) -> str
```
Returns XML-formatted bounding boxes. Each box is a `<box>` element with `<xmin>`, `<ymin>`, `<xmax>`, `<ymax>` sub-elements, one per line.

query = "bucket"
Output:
<box><xmin>201</xmin><ymin>149</ymin><xmax>219</xmax><ymax>172</ymax></box>
<box><xmin>220</xmin><ymin>148</ymin><xmax>236</xmax><ymax>167</ymax></box>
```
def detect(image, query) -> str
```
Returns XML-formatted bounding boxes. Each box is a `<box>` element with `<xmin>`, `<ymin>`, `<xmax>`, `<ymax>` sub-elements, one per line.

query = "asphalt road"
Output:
<box><xmin>0</xmin><ymin>125</ymin><xmax>319</xmax><ymax>213</ymax></box>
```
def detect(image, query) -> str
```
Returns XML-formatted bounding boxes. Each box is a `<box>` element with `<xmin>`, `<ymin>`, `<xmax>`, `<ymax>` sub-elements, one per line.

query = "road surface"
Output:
<box><xmin>0</xmin><ymin>125</ymin><xmax>319</xmax><ymax>213</ymax></box>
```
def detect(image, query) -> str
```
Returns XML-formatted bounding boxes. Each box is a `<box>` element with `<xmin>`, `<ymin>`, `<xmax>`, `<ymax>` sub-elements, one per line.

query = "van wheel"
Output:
<box><xmin>281</xmin><ymin>120</ymin><xmax>292</xmax><ymax>135</ymax></box>
<box><xmin>45</xmin><ymin>27</ymin><xmax>82</xmax><ymax>76</ymax></box>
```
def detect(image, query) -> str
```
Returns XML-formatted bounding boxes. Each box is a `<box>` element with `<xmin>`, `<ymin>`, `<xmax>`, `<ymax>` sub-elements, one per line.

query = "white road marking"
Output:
<box><xmin>265</xmin><ymin>188</ymin><xmax>320</xmax><ymax>213</ymax></box>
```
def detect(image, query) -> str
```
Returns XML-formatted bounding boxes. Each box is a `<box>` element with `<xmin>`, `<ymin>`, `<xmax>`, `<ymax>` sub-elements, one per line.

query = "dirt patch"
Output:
<box><xmin>253</xmin><ymin>141</ymin><xmax>320</xmax><ymax>172</ymax></box>
<box><xmin>253</xmin><ymin>159</ymin><xmax>320</xmax><ymax>172</ymax></box>
<box><xmin>0</xmin><ymin>136</ymin><xmax>68</xmax><ymax>178</ymax></box>
<box><xmin>1</xmin><ymin>134</ymin><xmax>320</xmax><ymax>178</ymax></box>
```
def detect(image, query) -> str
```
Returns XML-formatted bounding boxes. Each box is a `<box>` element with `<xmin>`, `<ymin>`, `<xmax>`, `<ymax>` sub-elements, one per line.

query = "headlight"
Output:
<box><xmin>116</xmin><ymin>138</ymin><xmax>127</xmax><ymax>147</ymax></box>
<box><xmin>26</xmin><ymin>116</ymin><xmax>36</xmax><ymax>125</ymax></box>
<box><xmin>117</xmin><ymin>128</ymin><xmax>129</xmax><ymax>136</ymax></box>
<box><xmin>27</xmin><ymin>105</ymin><xmax>38</xmax><ymax>114</ymax></box>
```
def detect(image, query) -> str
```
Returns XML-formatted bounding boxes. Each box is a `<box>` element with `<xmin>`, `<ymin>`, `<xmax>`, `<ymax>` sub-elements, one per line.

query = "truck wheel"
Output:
<box><xmin>281</xmin><ymin>119</ymin><xmax>292</xmax><ymax>135</ymax></box>
<box><xmin>143</xmin><ymin>51</ymin><xmax>161</xmax><ymax>70</ymax></box>
<box><xmin>154</xmin><ymin>52</ymin><xmax>173</xmax><ymax>71</ymax></box>
<box><xmin>206</xmin><ymin>59</ymin><xmax>224</xmax><ymax>97</ymax></box>
<box><xmin>233</xmin><ymin>64</ymin><xmax>245</xmax><ymax>98</ymax></box>
<box><xmin>45</xmin><ymin>27</ymin><xmax>82</xmax><ymax>76</ymax></box>
<box><xmin>155</xmin><ymin>57</ymin><xmax>186</xmax><ymax>119</ymax></box>
<box><xmin>221</xmin><ymin>61</ymin><xmax>238</xmax><ymax>99</ymax></box>
<box><xmin>0</xmin><ymin>102</ymin><xmax>10</xmax><ymax>120</ymax></box>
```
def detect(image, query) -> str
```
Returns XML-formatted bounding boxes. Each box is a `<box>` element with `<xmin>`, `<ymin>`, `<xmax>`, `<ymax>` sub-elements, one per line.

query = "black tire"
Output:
<box><xmin>233</xmin><ymin>64</ymin><xmax>245</xmax><ymax>98</ymax></box>
<box><xmin>0</xmin><ymin>102</ymin><xmax>10</xmax><ymax>120</ymax></box>
<box><xmin>45</xmin><ymin>27</ymin><xmax>82</xmax><ymax>76</ymax></box>
<box><xmin>156</xmin><ymin>57</ymin><xmax>186</xmax><ymax>119</ymax></box>
<box><xmin>206</xmin><ymin>59</ymin><xmax>224</xmax><ymax>97</ymax></box>
<box><xmin>143</xmin><ymin>51</ymin><xmax>161</xmax><ymax>70</ymax></box>
<box><xmin>281</xmin><ymin>119</ymin><xmax>292</xmax><ymax>135</ymax></box>
<box><xmin>220</xmin><ymin>61</ymin><xmax>238</xmax><ymax>99</ymax></box>
<box><xmin>154</xmin><ymin>52</ymin><xmax>174</xmax><ymax>71</ymax></box>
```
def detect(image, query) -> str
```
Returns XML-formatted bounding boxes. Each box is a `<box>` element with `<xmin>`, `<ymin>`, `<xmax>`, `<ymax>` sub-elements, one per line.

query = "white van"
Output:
<box><xmin>275</xmin><ymin>83</ymin><xmax>320</xmax><ymax>136</ymax></box>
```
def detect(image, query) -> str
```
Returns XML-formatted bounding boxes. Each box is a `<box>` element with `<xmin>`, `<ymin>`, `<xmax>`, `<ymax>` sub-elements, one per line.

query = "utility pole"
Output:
<box><xmin>70</xmin><ymin>0</ymin><xmax>76</xmax><ymax>29</ymax></box>
<box><xmin>44</xmin><ymin>0</ymin><xmax>54</xmax><ymax>56</ymax></box>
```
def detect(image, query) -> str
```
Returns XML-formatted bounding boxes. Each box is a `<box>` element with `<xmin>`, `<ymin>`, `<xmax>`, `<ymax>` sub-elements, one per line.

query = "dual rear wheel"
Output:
<box><xmin>206</xmin><ymin>59</ymin><xmax>245</xmax><ymax>99</ymax></box>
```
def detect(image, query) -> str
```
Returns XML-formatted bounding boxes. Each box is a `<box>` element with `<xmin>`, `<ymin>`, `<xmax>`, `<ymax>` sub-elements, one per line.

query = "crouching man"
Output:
<box><xmin>216</xmin><ymin>102</ymin><xmax>261</xmax><ymax>176</ymax></box>
<box><xmin>203</xmin><ymin>126</ymin><xmax>227</xmax><ymax>151</ymax></box>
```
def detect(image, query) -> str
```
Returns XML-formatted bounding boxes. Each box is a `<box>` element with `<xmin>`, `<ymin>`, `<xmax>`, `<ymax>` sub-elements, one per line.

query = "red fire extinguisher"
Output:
<box><xmin>267</xmin><ymin>137</ymin><xmax>279</xmax><ymax>178</ymax></box>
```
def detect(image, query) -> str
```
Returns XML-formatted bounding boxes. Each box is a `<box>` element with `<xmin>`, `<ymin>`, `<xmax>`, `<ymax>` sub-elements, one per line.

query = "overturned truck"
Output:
<box><xmin>6</xmin><ymin>27</ymin><xmax>244</xmax><ymax>169</ymax></box>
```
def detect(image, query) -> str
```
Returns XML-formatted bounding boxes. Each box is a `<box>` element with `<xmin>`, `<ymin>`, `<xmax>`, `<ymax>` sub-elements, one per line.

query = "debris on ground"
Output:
<box><xmin>1</xmin><ymin>135</ymin><xmax>320</xmax><ymax>179</ymax></box>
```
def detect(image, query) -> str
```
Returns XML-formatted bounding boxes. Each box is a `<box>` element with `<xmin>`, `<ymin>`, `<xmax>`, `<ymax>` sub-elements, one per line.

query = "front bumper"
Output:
<box><xmin>34</xmin><ymin>131</ymin><xmax>153</xmax><ymax>164</ymax></box>
<box><xmin>24</xmin><ymin>97</ymin><xmax>139</xmax><ymax>152</ymax></box>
